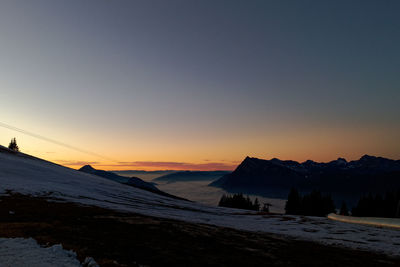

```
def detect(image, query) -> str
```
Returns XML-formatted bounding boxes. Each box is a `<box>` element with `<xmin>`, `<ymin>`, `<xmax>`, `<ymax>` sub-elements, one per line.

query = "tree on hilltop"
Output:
<box><xmin>8</xmin><ymin>138</ymin><xmax>19</xmax><ymax>152</ymax></box>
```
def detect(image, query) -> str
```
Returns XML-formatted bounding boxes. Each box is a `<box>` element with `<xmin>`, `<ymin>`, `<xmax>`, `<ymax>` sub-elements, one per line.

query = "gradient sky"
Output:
<box><xmin>0</xmin><ymin>0</ymin><xmax>399</xmax><ymax>170</ymax></box>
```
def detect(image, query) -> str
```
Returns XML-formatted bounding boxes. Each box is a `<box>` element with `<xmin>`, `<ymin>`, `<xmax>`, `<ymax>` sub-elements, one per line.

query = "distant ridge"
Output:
<box><xmin>154</xmin><ymin>171</ymin><xmax>230</xmax><ymax>183</ymax></box>
<box><xmin>210</xmin><ymin>155</ymin><xmax>400</xmax><ymax>204</ymax></box>
<box><xmin>79</xmin><ymin>165</ymin><xmax>187</xmax><ymax>201</ymax></box>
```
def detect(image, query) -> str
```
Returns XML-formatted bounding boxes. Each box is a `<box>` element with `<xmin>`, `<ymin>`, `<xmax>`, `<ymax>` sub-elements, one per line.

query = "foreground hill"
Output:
<box><xmin>0</xmin><ymin>146</ymin><xmax>399</xmax><ymax>260</ymax></box>
<box><xmin>210</xmin><ymin>156</ymin><xmax>400</xmax><ymax>203</ymax></box>
<box><xmin>2</xmin><ymin>193</ymin><xmax>399</xmax><ymax>266</ymax></box>
<box><xmin>153</xmin><ymin>171</ymin><xmax>230</xmax><ymax>183</ymax></box>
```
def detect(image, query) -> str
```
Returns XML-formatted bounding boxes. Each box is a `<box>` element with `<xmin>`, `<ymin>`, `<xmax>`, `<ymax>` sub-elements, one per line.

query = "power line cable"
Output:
<box><xmin>0</xmin><ymin>121</ymin><xmax>118</xmax><ymax>162</ymax></box>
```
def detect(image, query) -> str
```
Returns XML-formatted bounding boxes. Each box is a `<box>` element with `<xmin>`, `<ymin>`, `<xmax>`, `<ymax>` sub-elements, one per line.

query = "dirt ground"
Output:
<box><xmin>0</xmin><ymin>193</ymin><xmax>398</xmax><ymax>266</ymax></box>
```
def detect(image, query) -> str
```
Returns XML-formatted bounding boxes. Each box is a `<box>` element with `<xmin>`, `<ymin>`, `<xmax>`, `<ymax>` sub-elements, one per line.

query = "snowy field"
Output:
<box><xmin>0</xmin><ymin>148</ymin><xmax>399</xmax><ymax>257</ymax></box>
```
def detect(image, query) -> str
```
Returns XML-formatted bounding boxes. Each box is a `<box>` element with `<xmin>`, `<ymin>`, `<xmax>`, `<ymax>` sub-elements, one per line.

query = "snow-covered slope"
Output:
<box><xmin>0</xmin><ymin>148</ymin><xmax>399</xmax><ymax>256</ymax></box>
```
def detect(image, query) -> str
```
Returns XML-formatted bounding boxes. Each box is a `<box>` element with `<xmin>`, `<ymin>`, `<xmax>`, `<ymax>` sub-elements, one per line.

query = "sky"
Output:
<box><xmin>0</xmin><ymin>0</ymin><xmax>399</xmax><ymax>170</ymax></box>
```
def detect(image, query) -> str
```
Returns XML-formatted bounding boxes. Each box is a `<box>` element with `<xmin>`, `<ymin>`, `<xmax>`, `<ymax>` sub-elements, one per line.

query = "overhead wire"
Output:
<box><xmin>0</xmin><ymin>121</ymin><xmax>118</xmax><ymax>162</ymax></box>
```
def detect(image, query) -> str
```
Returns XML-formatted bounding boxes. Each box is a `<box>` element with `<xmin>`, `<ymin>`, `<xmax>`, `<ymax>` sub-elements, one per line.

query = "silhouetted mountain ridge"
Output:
<box><xmin>154</xmin><ymin>171</ymin><xmax>230</xmax><ymax>183</ymax></box>
<box><xmin>79</xmin><ymin>165</ymin><xmax>187</xmax><ymax>201</ymax></box>
<box><xmin>210</xmin><ymin>155</ymin><xmax>400</xmax><ymax>203</ymax></box>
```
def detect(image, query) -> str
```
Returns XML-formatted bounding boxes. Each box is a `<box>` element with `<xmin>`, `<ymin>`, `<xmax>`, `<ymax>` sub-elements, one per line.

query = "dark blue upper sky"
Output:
<box><xmin>0</xmin><ymin>0</ymin><xmax>399</xmax><ymax>168</ymax></box>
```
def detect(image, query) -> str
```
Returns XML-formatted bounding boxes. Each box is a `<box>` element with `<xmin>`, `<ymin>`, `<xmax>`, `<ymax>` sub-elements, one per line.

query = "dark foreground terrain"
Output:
<box><xmin>0</xmin><ymin>194</ymin><xmax>398</xmax><ymax>266</ymax></box>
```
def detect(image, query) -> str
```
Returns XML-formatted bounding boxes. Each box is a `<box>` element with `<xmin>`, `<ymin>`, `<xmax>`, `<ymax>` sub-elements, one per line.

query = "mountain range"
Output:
<box><xmin>210</xmin><ymin>155</ymin><xmax>400</xmax><ymax>205</ymax></box>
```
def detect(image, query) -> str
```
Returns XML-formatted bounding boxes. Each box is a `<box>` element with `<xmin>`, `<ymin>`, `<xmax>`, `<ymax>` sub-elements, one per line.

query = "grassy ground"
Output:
<box><xmin>0</xmin><ymin>193</ymin><xmax>398</xmax><ymax>266</ymax></box>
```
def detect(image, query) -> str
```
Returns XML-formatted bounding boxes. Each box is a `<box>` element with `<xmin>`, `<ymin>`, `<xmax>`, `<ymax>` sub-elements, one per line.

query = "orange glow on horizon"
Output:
<box><xmin>56</xmin><ymin>160</ymin><xmax>239</xmax><ymax>172</ymax></box>
<box><xmin>1</xmin><ymin>121</ymin><xmax>399</xmax><ymax>172</ymax></box>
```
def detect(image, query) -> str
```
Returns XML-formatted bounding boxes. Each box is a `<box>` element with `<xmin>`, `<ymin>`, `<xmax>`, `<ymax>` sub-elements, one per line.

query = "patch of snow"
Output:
<box><xmin>0</xmin><ymin>151</ymin><xmax>399</xmax><ymax>256</ymax></box>
<box><xmin>82</xmin><ymin>257</ymin><xmax>99</xmax><ymax>267</ymax></box>
<box><xmin>0</xmin><ymin>237</ymin><xmax>85</xmax><ymax>267</ymax></box>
